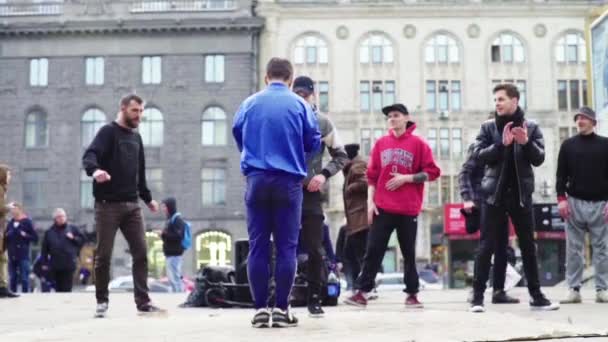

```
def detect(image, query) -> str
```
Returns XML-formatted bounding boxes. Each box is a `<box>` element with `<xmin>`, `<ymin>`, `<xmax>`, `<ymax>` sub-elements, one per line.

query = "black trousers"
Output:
<box><xmin>344</xmin><ymin>229</ymin><xmax>368</xmax><ymax>286</ymax></box>
<box><xmin>51</xmin><ymin>269</ymin><xmax>74</xmax><ymax>292</ymax></box>
<box><xmin>301</xmin><ymin>191</ymin><xmax>326</xmax><ymax>296</ymax></box>
<box><xmin>473</xmin><ymin>196</ymin><xmax>541</xmax><ymax>296</ymax></box>
<box><xmin>355</xmin><ymin>208</ymin><xmax>419</xmax><ymax>294</ymax></box>
<box><xmin>477</xmin><ymin>204</ymin><xmax>508</xmax><ymax>291</ymax></box>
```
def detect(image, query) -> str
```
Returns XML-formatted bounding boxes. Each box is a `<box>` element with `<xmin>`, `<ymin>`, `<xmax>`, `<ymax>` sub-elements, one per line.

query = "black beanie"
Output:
<box><xmin>344</xmin><ymin>143</ymin><xmax>360</xmax><ymax>160</ymax></box>
<box><xmin>162</xmin><ymin>197</ymin><xmax>177</xmax><ymax>219</ymax></box>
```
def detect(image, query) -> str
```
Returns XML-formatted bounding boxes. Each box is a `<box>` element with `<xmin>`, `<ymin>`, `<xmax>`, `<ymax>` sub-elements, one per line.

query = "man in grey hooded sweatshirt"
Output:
<box><xmin>293</xmin><ymin>75</ymin><xmax>348</xmax><ymax>318</ymax></box>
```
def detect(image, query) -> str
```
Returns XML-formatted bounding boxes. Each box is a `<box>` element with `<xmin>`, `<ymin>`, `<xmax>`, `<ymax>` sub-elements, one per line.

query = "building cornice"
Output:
<box><xmin>0</xmin><ymin>16</ymin><xmax>264</xmax><ymax>36</ymax></box>
<box><xmin>258</xmin><ymin>2</ymin><xmax>595</xmax><ymax>18</ymax></box>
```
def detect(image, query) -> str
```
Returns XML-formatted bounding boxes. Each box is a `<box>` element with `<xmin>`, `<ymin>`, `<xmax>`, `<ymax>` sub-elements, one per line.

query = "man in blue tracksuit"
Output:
<box><xmin>232</xmin><ymin>57</ymin><xmax>321</xmax><ymax>328</ymax></box>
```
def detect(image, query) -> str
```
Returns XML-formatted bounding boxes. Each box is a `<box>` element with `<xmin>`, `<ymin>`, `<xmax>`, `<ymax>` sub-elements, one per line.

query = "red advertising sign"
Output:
<box><xmin>444</xmin><ymin>203</ymin><xmax>515</xmax><ymax>238</ymax></box>
<box><xmin>444</xmin><ymin>203</ymin><xmax>480</xmax><ymax>238</ymax></box>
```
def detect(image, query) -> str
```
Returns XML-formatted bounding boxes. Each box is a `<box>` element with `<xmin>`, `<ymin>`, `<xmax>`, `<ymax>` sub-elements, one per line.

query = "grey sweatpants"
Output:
<box><xmin>566</xmin><ymin>196</ymin><xmax>608</xmax><ymax>291</ymax></box>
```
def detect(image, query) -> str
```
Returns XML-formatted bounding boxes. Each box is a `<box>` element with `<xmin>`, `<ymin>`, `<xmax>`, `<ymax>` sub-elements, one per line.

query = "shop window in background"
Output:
<box><xmin>146</xmin><ymin>231</ymin><xmax>165</xmax><ymax>278</ymax></box>
<box><xmin>196</xmin><ymin>231</ymin><xmax>232</xmax><ymax>268</ymax></box>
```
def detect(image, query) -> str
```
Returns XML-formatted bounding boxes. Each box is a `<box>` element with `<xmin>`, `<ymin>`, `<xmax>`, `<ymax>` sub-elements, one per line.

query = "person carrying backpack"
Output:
<box><xmin>160</xmin><ymin>197</ymin><xmax>190</xmax><ymax>293</ymax></box>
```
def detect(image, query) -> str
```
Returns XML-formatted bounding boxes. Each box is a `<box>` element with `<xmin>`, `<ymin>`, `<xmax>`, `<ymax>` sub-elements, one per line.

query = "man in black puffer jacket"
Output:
<box><xmin>160</xmin><ymin>197</ymin><xmax>186</xmax><ymax>293</ymax></box>
<box><xmin>469</xmin><ymin>83</ymin><xmax>558</xmax><ymax>313</ymax></box>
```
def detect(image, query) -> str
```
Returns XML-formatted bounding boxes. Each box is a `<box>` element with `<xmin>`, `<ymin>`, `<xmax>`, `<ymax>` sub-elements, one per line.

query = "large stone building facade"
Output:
<box><xmin>0</xmin><ymin>0</ymin><xmax>263</xmax><ymax>277</ymax></box>
<box><xmin>257</xmin><ymin>0</ymin><xmax>597</xmax><ymax>273</ymax></box>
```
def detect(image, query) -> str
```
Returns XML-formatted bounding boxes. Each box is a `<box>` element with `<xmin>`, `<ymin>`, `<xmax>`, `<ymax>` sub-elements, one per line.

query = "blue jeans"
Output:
<box><xmin>165</xmin><ymin>256</ymin><xmax>184</xmax><ymax>292</ymax></box>
<box><xmin>245</xmin><ymin>171</ymin><xmax>303</xmax><ymax>310</ymax></box>
<box><xmin>9</xmin><ymin>259</ymin><xmax>30</xmax><ymax>293</ymax></box>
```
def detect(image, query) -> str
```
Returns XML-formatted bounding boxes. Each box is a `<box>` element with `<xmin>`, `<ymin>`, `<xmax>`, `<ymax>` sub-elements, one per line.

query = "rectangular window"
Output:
<box><xmin>360</xmin><ymin>81</ymin><xmax>370</xmax><ymax>111</ymax></box>
<box><xmin>558</xmin><ymin>80</ymin><xmax>568</xmax><ymax>110</ymax></box>
<box><xmin>30</xmin><ymin>58</ymin><xmax>48</xmax><ymax>87</ymax></box>
<box><xmin>318</xmin><ymin>81</ymin><xmax>329</xmax><ymax>113</ymax></box>
<box><xmin>440</xmin><ymin>175</ymin><xmax>450</xmax><ymax>205</ymax></box>
<box><xmin>80</xmin><ymin>170</ymin><xmax>94</xmax><ymax>209</ymax></box>
<box><xmin>142</xmin><ymin>56</ymin><xmax>161</xmax><ymax>84</ymax></box>
<box><xmin>205</xmin><ymin>55</ymin><xmax>225</xmax><ymax>83</ymax></box>
<box><xmin>438</xmin><ymin>80</ymin><xmax>449</xmax><ymax>111</ymax></box>
<box><xmin>85</xmin><ymin>57</ymin><xmax>104</xmax><ymax>86</ymax></box>
<box><xmin>23</xmin><ymin>169</ymin><xmax>47</xmax><ymax>209</ymax></box>
<box><xmin>452</xmin><ymin>128</ymin><xmax>462</xmax><ymax>159</ymax></box>
<box><xmin>372</xmin><ymin>81</ymin><xmax>383</xmax><ymax>111</ymax></box>
<box><xmin>146</xmin><ymin>168</ymin><xmax>163</xmax><ymax>198</ymax></box>
<box><xmin>452</xmin><ymin>175</ymin><xmax>461</xmax><ymax>203</ymax></box>
<box><xmin>201</xmin><ymin>168</ymin><xmax>226</xmax><ymax>206</ymax></box>
<box><xmin>491</xmin><ymin>45</ymin><xmax>501</xmax><ymax>63</ymax></box>
<box><xmin>372</xmin><ymin>46</ymin><xmax>382</xmax><ymax>64</ymax></box>
<box><xmin>384</xmin><ymin>81</ymin><xmax>395</xmax><ymax>106</ymax></box>
<box><xmin>361</xmin><ymin>129</ymin><xmax>371</xmax><ymax>156</ymax></box>
<box><xmin>428</xmin><ymin>180</ymin><xmax>439</xmax><ymax>207</ymax></box>
<box><xmin>306</xmin><ymin>46</ymin><xmax>317</xmax><ymax>64</ymax></box>
<box><xmin>451</xmin><ymin>81</ymin><xmax>461</xmax><ymax>111</ymax></box>
<box><xmin>440</xmin><ymin>128</ymin><xmax>450</xmax><ymax>160</ymax></box>
<box><xmin>570</xmin><ymin>80</ymin><xmax>580</xmax><ymax>110</ymax></box>
<box><xmin>427</xmin><ymin>128</ymin><xmax>437</xmax><ymax>156</ymax></box>
<box><xmin>582</xmin><ymin>80</ymin><xmax>588</xmax><ymax>106</ymax></box>
<box><xmin>426</xmin><ymin>81</ymin><xmax>436</xmax><ymax>111</ymax></box>
<box><xmin>373</xmin><ymin>128</ymin><xmax>384</xmax><ymax>144</ymax></box>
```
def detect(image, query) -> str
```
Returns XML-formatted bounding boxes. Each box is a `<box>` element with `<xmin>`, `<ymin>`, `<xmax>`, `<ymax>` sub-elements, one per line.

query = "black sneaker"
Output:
<box><xmin>137</xmin><ymin>303</ymin><xmax>168</xmax><ymax>316</ymax></box>
<box><xmin>308</xmin><ymin>302</ymin><xmax>325</xmax><ymax>318</ymax></box>
<box><xmin>492</xmin><ymin>290</ymin><xmax>520</xmax><ymax>304</ymax></box>
<box><xmin>0</xmin><ymin>287</ymin><xmax>19</xmax><ymax>298</ymax></box>
<box><xmin>530</xmin><ymin>293</ymin><xmax>560</xmax><ymax>311</ymax></box>
<box><xmin>308</xmin><ymin>295</ymin><xmax>325</xmax><ymax>318</ymax></box>
<box><xmin>272</xmin><ymin>308</ymin><xmax>298</xmax><ymax>328</ymax></box>
<box><xmin>251</xmin><ymin>308</ymin><xmax>271</xmax><ymax>328</ymax></box>
<box><xmin>469</xmin><ymin>293</ymin><xmax>485</xmax><ymax>313</ymax></box>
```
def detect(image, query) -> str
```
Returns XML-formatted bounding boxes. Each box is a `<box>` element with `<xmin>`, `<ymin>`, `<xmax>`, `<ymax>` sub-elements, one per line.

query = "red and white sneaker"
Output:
<box><xmin>405</xmin><ymin>294</ymin><xmax>424</xmax><ymax>308</ymax></box>
<box><xmin>344</xmin><ymin>291</ymin><xmax>368</xmax><ymax>307</ymax></box>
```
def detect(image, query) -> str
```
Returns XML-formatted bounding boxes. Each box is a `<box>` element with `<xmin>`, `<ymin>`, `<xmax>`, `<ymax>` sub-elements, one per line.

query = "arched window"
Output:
<box><xmin>555</xmin><ymin>32</ymin><xmax>586</xmax><ymax>64</ymax></box>
<box><xmin>145</xmin><ymin>231</ymin><xmax>165</xmax><ymax>278</ymax></box>
<box><xmin>359</xmin><ymin>33</ymin><xmax>394</xmax><ymax>64</ymax></box>
<box><xmin>81</xmin><ymin>108</ymin><xmax>106</xmax><ymax>147</ymax></box>
<box><xmin>140</xmin><ymin>108</ymin><xmax>164</xmax><ymax>146</ymax></box>
<box><xmin>201</xmin><ymin>107</ymin><xmax>227</xmax><ymax>146</ymax></box>
<box><xmin>196</xmin><ymin>231</ymin><xmax>232</xmax><ymax>267</ymax></box>
<box><xmin>425</xmin><ymin>34</ymin><xmax>459</xmax><ymax>64</ymax></box>
<box><xmin>25</xmin><ymin>111</ymin><xmax>48</xmax><ymax>148</ymax></box>
<box><xmin>491</xmin><ymin>33</ymin><xmax>525</xmax><ymax>63</ymax></box>
<box><xmin>293</xmin><ymin>35</ymin><xmax>328</xmax><ymax>65</ymax></box>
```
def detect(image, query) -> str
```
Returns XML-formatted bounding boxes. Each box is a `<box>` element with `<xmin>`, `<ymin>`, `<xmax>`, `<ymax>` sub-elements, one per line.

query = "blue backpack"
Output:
<box><xmin>171</xmin><ymin>212</ymin><xmax>192</xmax><ymax>250</ymax></box>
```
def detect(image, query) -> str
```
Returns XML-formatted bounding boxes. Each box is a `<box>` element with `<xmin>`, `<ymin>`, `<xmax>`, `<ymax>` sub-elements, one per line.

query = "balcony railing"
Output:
<box><xmin>129</xmin><ymin>0</ymin><xmax>237</xmax><ymax>12</ymax></box>
<box><xmin>0</xmin><ymin>0</ymin><xmax>63</xmax><ymax>16</ymax></box>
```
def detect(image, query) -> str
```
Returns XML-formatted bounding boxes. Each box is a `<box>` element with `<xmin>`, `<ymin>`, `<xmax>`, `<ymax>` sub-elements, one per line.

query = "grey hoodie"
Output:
<box><xmin>303</xmin><ymin>111</ymin><xmax>348</xmax><ymax>187</ymax></box>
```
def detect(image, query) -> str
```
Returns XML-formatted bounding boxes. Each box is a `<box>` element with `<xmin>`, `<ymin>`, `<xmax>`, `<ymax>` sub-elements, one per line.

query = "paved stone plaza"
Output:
<box><xmin>1</xmin><ymin>287</ymin><xmax>607</xmax><ymax>342</ymax></box>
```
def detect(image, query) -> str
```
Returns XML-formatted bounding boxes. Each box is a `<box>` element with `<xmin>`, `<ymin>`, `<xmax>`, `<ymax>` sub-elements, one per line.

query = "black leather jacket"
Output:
<box><xmin>473</xmin><ymin>111</ymin><xmax>545</xmax><ymax>207</ymax></box>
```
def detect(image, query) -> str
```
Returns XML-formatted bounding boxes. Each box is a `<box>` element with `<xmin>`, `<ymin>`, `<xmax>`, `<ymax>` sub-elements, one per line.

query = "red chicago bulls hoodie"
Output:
<box><xmin>367</xmin><ymin>122</ymin><xmax>441</xmax><ymax>216</ymax></box>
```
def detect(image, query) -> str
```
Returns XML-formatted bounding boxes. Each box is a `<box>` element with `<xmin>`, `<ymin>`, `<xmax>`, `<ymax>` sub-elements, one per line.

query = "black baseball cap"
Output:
<box><xmin>293</xmin><ymin>76</ymin><xmax>315</xmax><ymax>96</ymax></box>
<box><xmin>382</xmin><ymin>103</ymin><xmax>409</xmax><ymax>116</ymax></box>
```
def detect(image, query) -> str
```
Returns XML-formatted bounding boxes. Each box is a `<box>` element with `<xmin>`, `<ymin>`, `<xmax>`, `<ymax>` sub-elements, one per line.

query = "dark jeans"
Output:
<box><xmin>51</xmin><ymin>269</ymin><xmax>74</xmax><ymax>292</ymax></box>
<box><xmin>94</xmin><ymin>201</ymin><xmax>150</xmax><ymax>307</ymax></box>
<box><xmin>8</xmin><ymin>259</ymin><xmax>30</xmax><ymax>293</ymax></box>
<box><xmin>345</xmin><ymin>229</ymin><xmax>369</xmax><ymax>287</ymax></box>
<box><xmin>477</xmin><ymin>204</ymin><xmax>508</xmax><ymax>291</ymax></box>
<box><xmin>245</xmin><ymin>171</ymin><xmax>302</xmax><ymax>310</ymax></box>
<box><xmin>473</xmin><ymin>197</ymin><xmax>541</xmax><ymax>296</ymax></box>
<box><xmin>301</xmin><ymin>192</ymin><xmax>326</xmax><ymax>296</ymax></box>
<box><xmin>355</xmin><ymin>208</ymin><xmax>419</xmax><ymax>294</ymax></box>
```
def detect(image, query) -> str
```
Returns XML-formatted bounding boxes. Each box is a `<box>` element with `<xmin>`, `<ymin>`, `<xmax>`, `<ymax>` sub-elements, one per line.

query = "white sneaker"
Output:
<box><xmin>596</xmin><ymin>290</ymin><xmax>608</xmax><ymax>303</ymax></box>
<box><xmin>94</xmin><ymin>302</ymin><xmax>108</xmax><ymax>318</ymax></box>
<box><xmin>560</xmin><ymin>289</ymin><xmax>582</xmax><ymax>304</ymax></box>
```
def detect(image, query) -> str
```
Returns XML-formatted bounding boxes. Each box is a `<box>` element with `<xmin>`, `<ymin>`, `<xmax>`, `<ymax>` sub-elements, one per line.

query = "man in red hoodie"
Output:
<box><xmin>344</xmin><ymin>103</ymin><xmax>440</xmax><ymax>308</ymax></box>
